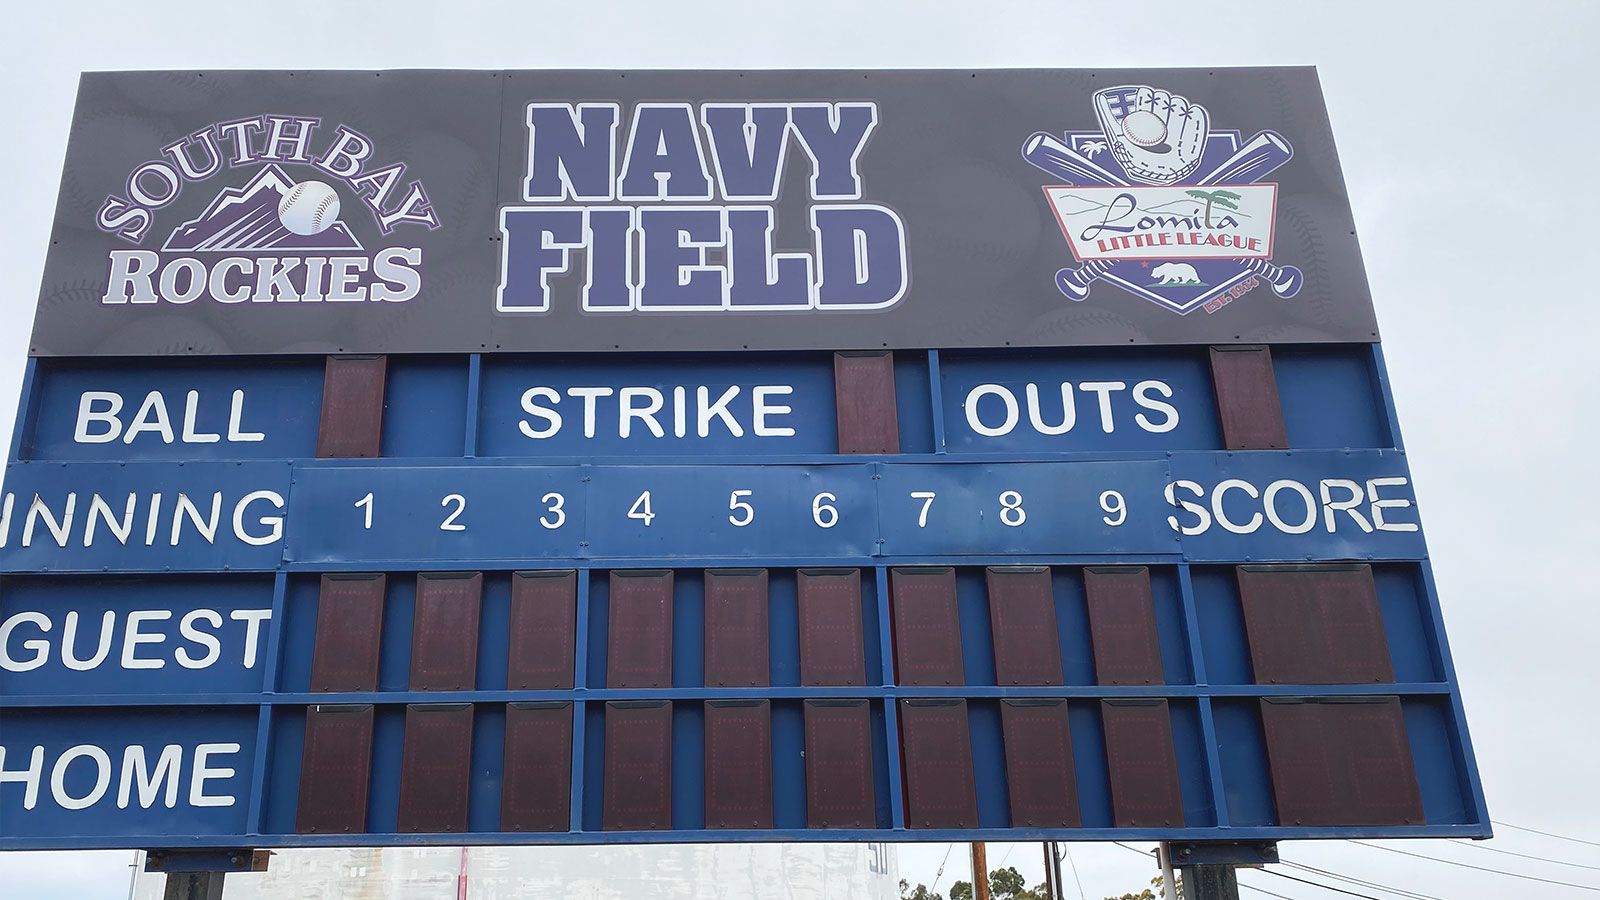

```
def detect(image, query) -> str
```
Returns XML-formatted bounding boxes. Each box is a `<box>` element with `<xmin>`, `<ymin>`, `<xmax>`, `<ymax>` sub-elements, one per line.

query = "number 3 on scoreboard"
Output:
<box><xmin>540</xmin><ymin>492</ymin><xmax>566</xmax><ymax>529</ymax></box>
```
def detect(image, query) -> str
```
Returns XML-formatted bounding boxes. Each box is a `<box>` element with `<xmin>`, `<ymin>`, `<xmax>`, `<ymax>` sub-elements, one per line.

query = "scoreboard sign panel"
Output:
<box><xmin>0</xmin><ymin>68</ymin><xmax>1487</xmax><ymax>852</ymax></box>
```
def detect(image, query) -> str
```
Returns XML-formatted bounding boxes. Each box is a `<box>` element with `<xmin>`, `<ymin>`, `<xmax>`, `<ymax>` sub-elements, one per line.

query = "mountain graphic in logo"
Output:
<box><xmin>162</xmin><ymin>165</ymin><xmax>364</xmax><ymax>252</ymax></box>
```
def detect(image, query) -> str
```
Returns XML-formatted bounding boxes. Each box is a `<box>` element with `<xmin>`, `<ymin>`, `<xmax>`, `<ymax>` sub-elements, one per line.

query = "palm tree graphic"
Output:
<box><xmin>1082</xmin><ymin>140</ymin><xmax>1109</xmax><ymax>159</ymax></box>
<box><xmin>1185</xmin><ymin>189</ymin><xmax>1242</xmax><ymax>228</ymax></box>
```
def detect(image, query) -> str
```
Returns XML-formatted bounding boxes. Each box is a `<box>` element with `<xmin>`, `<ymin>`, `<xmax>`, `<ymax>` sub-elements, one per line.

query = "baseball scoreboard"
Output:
<box><xmin>0</xmin><ymin>68</ymin><xmax>1487</xmax><ymax>852</ymax></box>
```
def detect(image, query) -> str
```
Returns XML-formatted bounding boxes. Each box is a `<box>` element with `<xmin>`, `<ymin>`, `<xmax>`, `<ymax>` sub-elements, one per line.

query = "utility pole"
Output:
<box><xmin>971</xmin><ymin>842</ymin><xmax>990</xmax><ymax>900</ymax></box>
<box><xmin>1049</xmin><ymin>842</ymin><xmax>1068</xmax><ymax>900</ymax></box>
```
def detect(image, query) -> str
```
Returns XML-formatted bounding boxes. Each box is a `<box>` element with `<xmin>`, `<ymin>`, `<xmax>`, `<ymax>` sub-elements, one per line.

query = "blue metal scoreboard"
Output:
<box><xmin>0</xmin><ymin>67</ymin><xmax>1488</xmax><ymax>853</ymax></box>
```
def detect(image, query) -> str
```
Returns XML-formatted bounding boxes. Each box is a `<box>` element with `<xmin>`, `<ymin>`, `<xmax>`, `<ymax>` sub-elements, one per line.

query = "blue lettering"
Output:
<box><xmin>701</xmin><ymin>105</ymin><xmax>791</xmax><ymax>201</ymax></box>
<box><xmin>790</xmin><ymin>103</ymin><xmax>878</xmax><ymax>200</ymax></box>
<box><xmin>812</xmin><ymin>205</ymin><xmax>907</xmax><ymax>308</ymax></box>
<box><xmin>728</xmin><ymin>208</ymin><xmax>811</xmax><ymax>308</ymax></box>
<box><xmin>497</xmin><ymin>208</ymin><xmax>585</xmax><ymax>312</ymax></box>
<box><xmin>524</xmin><ymin>104</ymin><xmax>618</xmax><ymax>202</ymax></box>
<box><xmin>640</xmin><ymin>208</ymin><xmax>725</xmax><ymax>308</ymax></box>
<box><xmin>619</xmin><ymin>104</ymin><xmax>712</xmax><ymax>201</ymax></box>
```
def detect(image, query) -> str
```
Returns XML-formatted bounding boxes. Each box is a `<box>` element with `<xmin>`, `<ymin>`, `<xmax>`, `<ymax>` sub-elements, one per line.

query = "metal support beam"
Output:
<box><xmin>162</xmin><ymin>872</ymin><xmax>226</xmax><ymax>900</ymax></box>
<box><xmin>144</xmin><ymin>848</ymin><xmax>270</xmax><ymax>873</ymax></box>
<box><xmin>1178</xmin><ymin>865</ymin><xmax>1238</xmax><ymax>900</ymax></box>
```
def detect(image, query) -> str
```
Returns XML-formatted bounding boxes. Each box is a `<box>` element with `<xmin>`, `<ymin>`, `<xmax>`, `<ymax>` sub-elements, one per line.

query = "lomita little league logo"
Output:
<box><xmin>94</xmin><ymin>116</ymin><xmax>438</xmax><ymax>306</ymax></box>
<box><xmin>1023</xmin><ymin>85</ymin><xmax>1303</xmax><ymax>315</ymax></box>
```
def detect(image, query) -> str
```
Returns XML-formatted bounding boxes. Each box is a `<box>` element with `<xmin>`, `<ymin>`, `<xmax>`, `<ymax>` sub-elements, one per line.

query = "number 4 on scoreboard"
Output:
<box><xmin>628</xmin><ymin>490</ymin><xmax>656</xmax><ymax>526</ymax></box>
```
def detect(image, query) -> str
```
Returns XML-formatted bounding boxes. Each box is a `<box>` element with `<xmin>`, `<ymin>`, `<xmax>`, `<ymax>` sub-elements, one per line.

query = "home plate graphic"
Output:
<box><xmin>163</xmin><ymin>165</ymin><xmax>363</xmax><ymax>252</ymax></box>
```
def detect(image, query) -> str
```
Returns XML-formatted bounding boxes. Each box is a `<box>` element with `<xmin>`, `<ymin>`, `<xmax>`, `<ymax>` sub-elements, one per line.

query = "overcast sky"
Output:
<box><xmin>2</xmin><ymin>1</ymin><xmax>1597</xmax><ymax>898</ymax></box>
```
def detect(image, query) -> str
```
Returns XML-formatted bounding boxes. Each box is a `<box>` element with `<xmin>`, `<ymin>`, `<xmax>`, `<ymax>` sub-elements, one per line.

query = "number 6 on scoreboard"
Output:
<box><xmin>811</xmin><ymin>492</ymin><xmax>839</xmax><ymax>529</ymax></box>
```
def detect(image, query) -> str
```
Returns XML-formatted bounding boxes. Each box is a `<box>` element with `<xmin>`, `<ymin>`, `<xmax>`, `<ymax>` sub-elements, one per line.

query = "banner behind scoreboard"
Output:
<box><xmin>1</xmin><ymin>68</ymin><xmax>1486</xmax><ymax>854</ymax></box>
<box><xmin>31</xmin><ymin>68</ymin><xmax>1377</xmax><ymax>356</ymax></box>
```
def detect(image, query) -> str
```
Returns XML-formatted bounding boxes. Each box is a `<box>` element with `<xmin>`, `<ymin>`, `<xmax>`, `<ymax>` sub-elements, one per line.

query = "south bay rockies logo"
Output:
<box><xmin>94</xmin><ymin>116</ymin><xmax>438</xmax><ymax>305</ymax></box>
<box><xmin>1023</xmin><ymin>85</ymin><xmax>1303</xmax><ymax>315</ymax></box>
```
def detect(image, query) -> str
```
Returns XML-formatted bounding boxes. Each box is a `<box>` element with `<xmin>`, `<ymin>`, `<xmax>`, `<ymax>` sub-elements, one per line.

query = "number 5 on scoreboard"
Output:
<box><xmin>911</xmin><ymin>491</ymin><xmax>936</xmax><ymax>527</ymax></box>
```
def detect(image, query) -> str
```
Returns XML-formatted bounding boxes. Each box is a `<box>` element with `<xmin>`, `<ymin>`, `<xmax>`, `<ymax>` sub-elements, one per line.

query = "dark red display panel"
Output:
<box><xmin>1260</xmin><ymin>697</ymin><xmax>1424</xmax><ymax>826</ymax></box>
<box><xmin>296</xmin><ymin>704</ymin><xmax>374</xmax><ymax>835</ymax></box>
<box><xmin>606</xmin><ymin>570</ymin><xmax>674</xmax><ymax>689</ymax></box>
<box><xmin>602</xmin><ymin>700</ymin><xmax>673</xmax><ymax>830</ymax></box>
<box><xmin>890</xmin><ymin>567</ymin><xmax>965</xmax><ymax>686</ymax></box>
<box><xmin>507</xmin><ymin>570</ymin><xmax>577</xmax><ymax>690</ymax></box>
<box><xmin>1237</xmin><ymin>565</ymin><xmax>1394</xmax><ymax>684</ymax></box>
<box><xmin>1100</xmin><ymin>699</ymin><xmax>1185</xmax><ymax>828</ymax></box>
<box><xmin>317</xmin><ymin>354</ymin><xmax>387</xmax><ymax>458</ymax></box>
<box><xmin>803</xmin><ymin>700</ymin><xmax>876</xmax><ymax>828</ymax></box>
<box><xmin>309</xmin><ymin>574</ymin><xmax>386</xmax><ymax>693</ymax></box>
<box><xmin>396</xmin><ymin>703</ymin><xmax>474</xmax><ymax>833</ymax></box>
<box><xmin>1209</xmin><ymin>345</ymin><xmax>1288</xmax><ymax>450</ymax></box>
<box><xmin>703</xmin><ymin>700</ymin><xmax>774</xmax><ymax>829</ymax></box>
<box><xmin>986</xmin><ymin>566</ymin><xmax>1063</xmax><ymax>686</ymax></box>
<box><xmin>501</xmin><ymin>701</ymin><xmax>573</xmax><ymax>833</ymax></box>
<box><xmin>409</xmin><ymin>572</ymin><xmax>482</xmax><ymax>691</ymax></box>
<box><xmin>899</xmin><ymin>699</ymin><xmax>978</xmax><ymax>828</ymax></box>
<box><xmin>1083</xmin><ymin>566</ymin><xmax>1165</xmax><ymax>686</ymax></box>
<box><xmin>833</xmin><ymin>350</ymin><xmax>901</xmax><ymax>454</ymax></box>
<box><xmin>797</xmin><ymin>568</ymin><xmax>868</xmax><ymax>686</ymax></box>
<box><xmin>1000</xmin><ymin>699</ymin><xmax>1081</xmax><ymax>828</ymax></box>
<box><xmin>703</xmin><ymin>569</ymin><xmax>770</xmax><ymax>688</ymax></box>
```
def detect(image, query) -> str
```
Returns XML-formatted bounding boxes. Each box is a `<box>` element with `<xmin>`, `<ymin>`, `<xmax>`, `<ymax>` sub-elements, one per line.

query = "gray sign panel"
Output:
<box><xmin>29</xmin><ymin>68</ymin><xmax>1376</xmax><ymax>356</ymax></box>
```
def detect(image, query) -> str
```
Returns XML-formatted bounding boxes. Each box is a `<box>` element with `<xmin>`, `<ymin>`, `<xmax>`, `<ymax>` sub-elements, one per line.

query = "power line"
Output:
<box><xmin>1350</xmin><ymin>840</ymin><xmax>1600</xmax><ymax>893</ymax></box>
<box><xmin>1059</xmin><ymin>843</ymin><xmax>1087</xmax><ymax>900</ymax></box>
<box><xmin>1493</xmin><ymin>820</ymin><xmax>1600</xmax><ymax>849</ymax></box>
<box><xmin>1450</xmin><ymin>838</ymin><xmax>1600</xmax><ymax>871</ymax></box>
<box><xmin>1281</xmin><ymin>860</ymin><xmax>1445</xmax><ymax>900</ymax></box>
<box><xmin>1259</xmin><ymin>869</ymin><xmax>1380</xmax><ymax>899</ymax></box>
<box><xmin>1238</xmin><ymin>882</ymin><xmax>1300</xmax><ymax>900</ymax></box>
<box><xmin>998</xmin><ymin>842</ymin><xmax>1018</xmax><ymax>870</ymax></box>
<box><xmin>931</xmin><ymin>842</ymin><xmax>956</xmax><ymax>892</ymax></box>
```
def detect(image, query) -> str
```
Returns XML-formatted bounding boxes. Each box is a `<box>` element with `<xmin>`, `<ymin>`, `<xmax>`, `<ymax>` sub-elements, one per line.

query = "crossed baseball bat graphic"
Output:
<box><xmin>1023</xmin><ymin>129</ymin><xmax>1304</xmax><ymax>302</ymax></box>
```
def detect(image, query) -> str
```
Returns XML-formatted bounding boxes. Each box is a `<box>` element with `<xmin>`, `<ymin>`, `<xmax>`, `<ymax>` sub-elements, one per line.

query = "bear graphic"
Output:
<box><xmin>1150</xmin><ymin>262</ymin><xmax>1201</xmax><ymax>285</ymax></box>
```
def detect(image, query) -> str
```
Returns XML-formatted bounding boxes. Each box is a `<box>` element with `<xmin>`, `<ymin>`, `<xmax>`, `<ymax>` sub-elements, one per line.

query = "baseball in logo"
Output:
<box><xmin>94</xmin><ymin>116</ymin><xmax>438</xmax><ymax>306</ymax></box>
<box><xmin>1023</xmin><ymin>85</ymin><xmax>1302</xmax><ymax>315</ymax></box>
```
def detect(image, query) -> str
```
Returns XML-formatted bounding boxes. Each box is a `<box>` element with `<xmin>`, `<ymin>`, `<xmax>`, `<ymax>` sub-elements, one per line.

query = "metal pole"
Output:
<box><xmin>1157</xmin><ymin>842</ymin><xmax>1179</xmax><ymax>899</ymax></box>
<box><xmin>1177</xmin><ymin>865</ymin><xmax>1238</xmax><ymax>900</ymax></box>
<box><xmin>971</xmin><ymin>842</ymin><xmax>990</xmax><ymax>900</ymax></box>
<box><xmin>1050</xmin><ymin>842</ymin><xmax>1069</xmax><ymax>900</ymax></box>
<box><xmin>1042</xmin><ymin>844</ymin><xmax>1057</xmax><ymax>900</ymax></box>
<box><xmin>127</xmin><ymin>850</ymin><xmax>144</xmax><ymax>900</ymax></box>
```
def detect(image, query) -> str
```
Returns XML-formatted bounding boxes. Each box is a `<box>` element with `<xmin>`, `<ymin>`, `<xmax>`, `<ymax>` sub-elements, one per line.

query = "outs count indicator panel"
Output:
<box><xmin>0</xmin><ymin>67</ymin><xmax>1486</xmax><ymax>851</ymax></box>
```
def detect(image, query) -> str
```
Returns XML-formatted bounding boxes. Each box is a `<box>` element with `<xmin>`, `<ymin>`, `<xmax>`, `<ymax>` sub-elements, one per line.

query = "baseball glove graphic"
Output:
<box><xmin>1093</xmin><ymin>85</ymin><xmax>1210</xmax><ymax>185</ymax></box>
